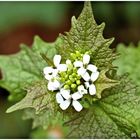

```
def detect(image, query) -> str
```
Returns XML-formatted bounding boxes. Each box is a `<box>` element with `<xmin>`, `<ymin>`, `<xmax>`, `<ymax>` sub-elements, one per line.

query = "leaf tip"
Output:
<box><xmin>6</xmin><ymin>107</ymin><xmax>13</xmax><ymax>113</ymax></box>
<box><xmin>84</xmin><ymin>1</ymin><xmax>92</xmax><ymax>8</ymax></box>
<box><xmin>34</xmin><ymin>35</ymin><xmax>41</xmax><ymax>41</ymax></box>
<box><xmin>101</xmin><ymin>22</ymin><xmax>105</xmax><ymax>28</ymax></box>
<box><xmin>6</xmin><ymin>102</ymin><xmax>23</xmax><ymax>113</ymax></box>
<box><xmin>82</xmin><ymin>1</ymin><xmax>93</xmax><ymax>16</ymax></box>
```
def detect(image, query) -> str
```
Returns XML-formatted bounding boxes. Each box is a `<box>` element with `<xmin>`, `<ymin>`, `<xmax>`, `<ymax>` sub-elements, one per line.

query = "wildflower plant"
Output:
<box><xmin>0</xmin><ymin>2</ymin><xmax>140</xmax><ymax>138</ymax></box>
<box><xmin>43</xmin><ymin>52</ymin><xmax>100</xmax><ymax>112</ymax></box>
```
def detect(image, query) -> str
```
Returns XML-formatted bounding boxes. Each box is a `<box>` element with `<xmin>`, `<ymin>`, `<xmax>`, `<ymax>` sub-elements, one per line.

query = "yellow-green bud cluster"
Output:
<box><xmin>59</xmin><ymin>65</ymin><xmax>81</xmax><ymax>91</ymax></box>
<box><xmin>58</xmin><ymin>51</ymin><xmax>84</xmax><ymax>91</ymax></box>
<box><xmin>70</xmin><ymin>51</ymin><xmax>83</xmax><ymax>61</ymax></box>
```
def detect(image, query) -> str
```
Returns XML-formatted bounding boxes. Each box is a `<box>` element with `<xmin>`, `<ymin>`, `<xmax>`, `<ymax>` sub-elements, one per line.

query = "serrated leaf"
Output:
<box><xmin>65</xmin><ymin>75</ymin><xmax>140</xmax><ymax>138</ymax></box>
<box><xmin>7</xmin><ymin>80</ymin><xmax>67</xmax><ymax>130</ymax></box>
<box><xmin>95</xmin><ymin>69</ymin><xmax>118</xmax><ymax>98</ymax></box>
<box><xmin>58</xmin><ymin>1</ymin><xmax>118</xmax><ymax>107</ymax></box>
<box><xmin>59</xmin><ymin>2</ymin><xmax>117</xmax><ymax>70</ymax></box>
<box><xmin>6</xmin><ymin>80</ymin><xmax>56</xmax><ymax>114</ymax></box>
<box><xmin>0</xmin><ymin>36</ymin><xmax>60</xmax><ymax>101</ymax></box>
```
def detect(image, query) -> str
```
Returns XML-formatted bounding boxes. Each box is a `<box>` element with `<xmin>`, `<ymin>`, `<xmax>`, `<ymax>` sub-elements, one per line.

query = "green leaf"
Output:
<box><xmin>6</xmin><ymin>80</ymin><xmax>56</xmax><ymax>114</ymax></box>
<box><xmin>58</xmin><ymin>1</ymin><xmax>118</xmax><ymax>108</ymax></box>
<box><xmin>113</xmin><ymin>42</ymin><xmax>140</xmax><ymax>87</ymax></box>
<box><xmin>58</xmin><ymin>1</ymin><xmax>118</xmax><ymax>102</ymax></box>
<box><xmin>64</xmin><ymin>75</ymin><xmax>140</xmax><ymax>138</ymax></box>
<box><xmin>6</xmin><ymin>80</ymin><xmax>67</xmax><ymax>131</ymax></box>
<box><xmin>0</xmin><ymin>36</ymin><xmax>60</xmax><ymax>101</ymax></box>
<box><xmin>22</xmin><ymin>108</ymin><xmax>68</xmax><ymax>131</ymax></box>
<box><xmin>59</xmin><ymin>1</ymin><xmax>117</xmax><ymax>70</ymax></box>
<box><xmin>95</xmin><ymin>69</ymin><xmax>118</xmax><ymax>98</ymax></box>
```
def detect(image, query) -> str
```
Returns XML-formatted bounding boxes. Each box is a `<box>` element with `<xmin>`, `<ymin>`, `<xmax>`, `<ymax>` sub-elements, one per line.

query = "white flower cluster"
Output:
<box><xmin>43</xmin><ymin>52</ymin><xmax>99</xmax><ymax>112</ymax></box>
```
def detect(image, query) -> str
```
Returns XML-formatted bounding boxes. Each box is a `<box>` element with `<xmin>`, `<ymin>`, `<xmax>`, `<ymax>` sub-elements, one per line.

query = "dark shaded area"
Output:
<box><xmin>0</xmin><ymin>87</ymin><xmax>9</xmax><ymax>97</ymax></box>
<box><xmin>0</xmin><ymin>95</ymin><xmax>32</xmax><ymax>138</ymax></box>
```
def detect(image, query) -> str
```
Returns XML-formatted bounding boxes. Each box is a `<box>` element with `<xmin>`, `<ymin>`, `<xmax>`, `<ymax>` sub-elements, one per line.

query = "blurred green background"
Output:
<box><xmin>0</xmin><ymin>1</ymin><xmax>140</xmax><ymax>138</ymax></box>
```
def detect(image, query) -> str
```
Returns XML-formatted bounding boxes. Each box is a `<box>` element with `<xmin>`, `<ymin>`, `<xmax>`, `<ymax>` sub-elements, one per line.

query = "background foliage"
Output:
<box><xmin>114</xmin><ymin>43</ymin><xmax>140</xmax><ymax>87</ymax></box>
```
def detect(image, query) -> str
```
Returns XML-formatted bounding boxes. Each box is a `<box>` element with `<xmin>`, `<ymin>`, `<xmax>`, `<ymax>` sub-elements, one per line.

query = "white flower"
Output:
<box><xmin>73</xmin><ymin>53</ymin><xmax>99</xmax><ymax>96</ymax></box>
<box><xmin>84</xmin><ymin>71</ymin><xmax>99</xmax><ymax>95</ymax></box>
<box><xmin>74</xmin><ymin>54</ymin><xmax>98</xmax><ymax>82</ymax></box>
<box><xmin>43</xmin><ymin>55</ymin><xmax>67</xmax><ymax>81</ymax></box>
<box><xmin>56</xmin><ymin>88</ymin><xmax>83</xmax><ymax>112</ymax></box>
<box><xmin>43</xmin><ymin>52</ymin><xmax>100</xmax><ymax>112</ymax></box>
<box><xmin>43</xmin><ymin>55</ymin><xmax>69</xmax><ymax>92</ymax></box>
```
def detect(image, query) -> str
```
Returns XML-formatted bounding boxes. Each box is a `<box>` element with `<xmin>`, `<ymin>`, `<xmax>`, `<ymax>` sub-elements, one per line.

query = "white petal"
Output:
<box><xmin>43</xmin><ymin>67</ymin><xmax>53</xmax><ymax>75</ymax></box>
<box><xmin>56</xmin><ymin>92</ymin><xmax>64</xmax><ymax>104</ymax></box>
<box><xmin>48</xmin><ymin>80</ymin><xmax>60</xmax><ymax>91</ymax></box>
<box><xmin>89</xmin><ymin>84</ymin><xmax>96</xmax><ymax>95</ymax></box>
<box><xmin>45</xmin><ymin>74</ymin><xmax>53</xmax><ymax>80</ymax></box>
<box><xmin>84</xmin><ymin>82</ymin><xmax>90</xmax><ymax>89</ymax></box>
<box><xmin>87</xmin><ymin>64</ymin><xmax>97</xmax><ymax>72</ymax></box>
<box><xmin>53</xmin><ymin>80</ymin><xmax>61</xmax><ymax>89</ymax></box>
<box><xmin>82</xmin><ymin>72</ymin><xmax>90</xmax><ymax>81</ymax></box>
<box><xmin>66</xmin><ymin>59</ymin><xmax>72</xmax><ymax>65</ymax></box>
<box><xmin>91</xmin><ymin>71</ymin><xmax>99</xmax><ymax>82</ymax></box>
<box><xmin>72</xmin><ymin>92</ymin><xmax>83</xmax><ymax>100</ymax></box>
<box><xmin>48</xmin><ymin>81</ymin><xmax>56</xmax><ymax>91</ymax></box>
<box><xmin>53</xmin><ymin>55</ymin><xmax>61</xmax><ymax>67</ymax></box>
<box><xmin>57</xmin><ymin>64</ymin><xmax>67</xmax><ymax>72</ymax></box>
<box><xmin>60</xmin><ymin>89</ymin><xmax>71</xmax><ymax>100</ymax></box>
<box><xmin>77</xmin><ymin>67</ymin><xmax>86</xmax><ymax>76</ymax></box>
<box><xmin>60</xmin><ymin>100</ymin><xmax>71</xmax><ymax>110</ymax></box>
<box><xmin>72</xmin><ymin>100</ymin><xmax>83</xmax><ymax>112</ymax></box>
<box><xmin>83</xmin><ymin>54</ymin><xmax>90</xmax><ymax>65</ymax></box>
<box><xmin>78</xmin><ymin>85</ymin><xmax>84</xmax><ymax>91</ymax></box>
<box><xmin>73</xmin><ymin>61</ymin><xmax>83</xmax><ymax>67</ymax></box>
